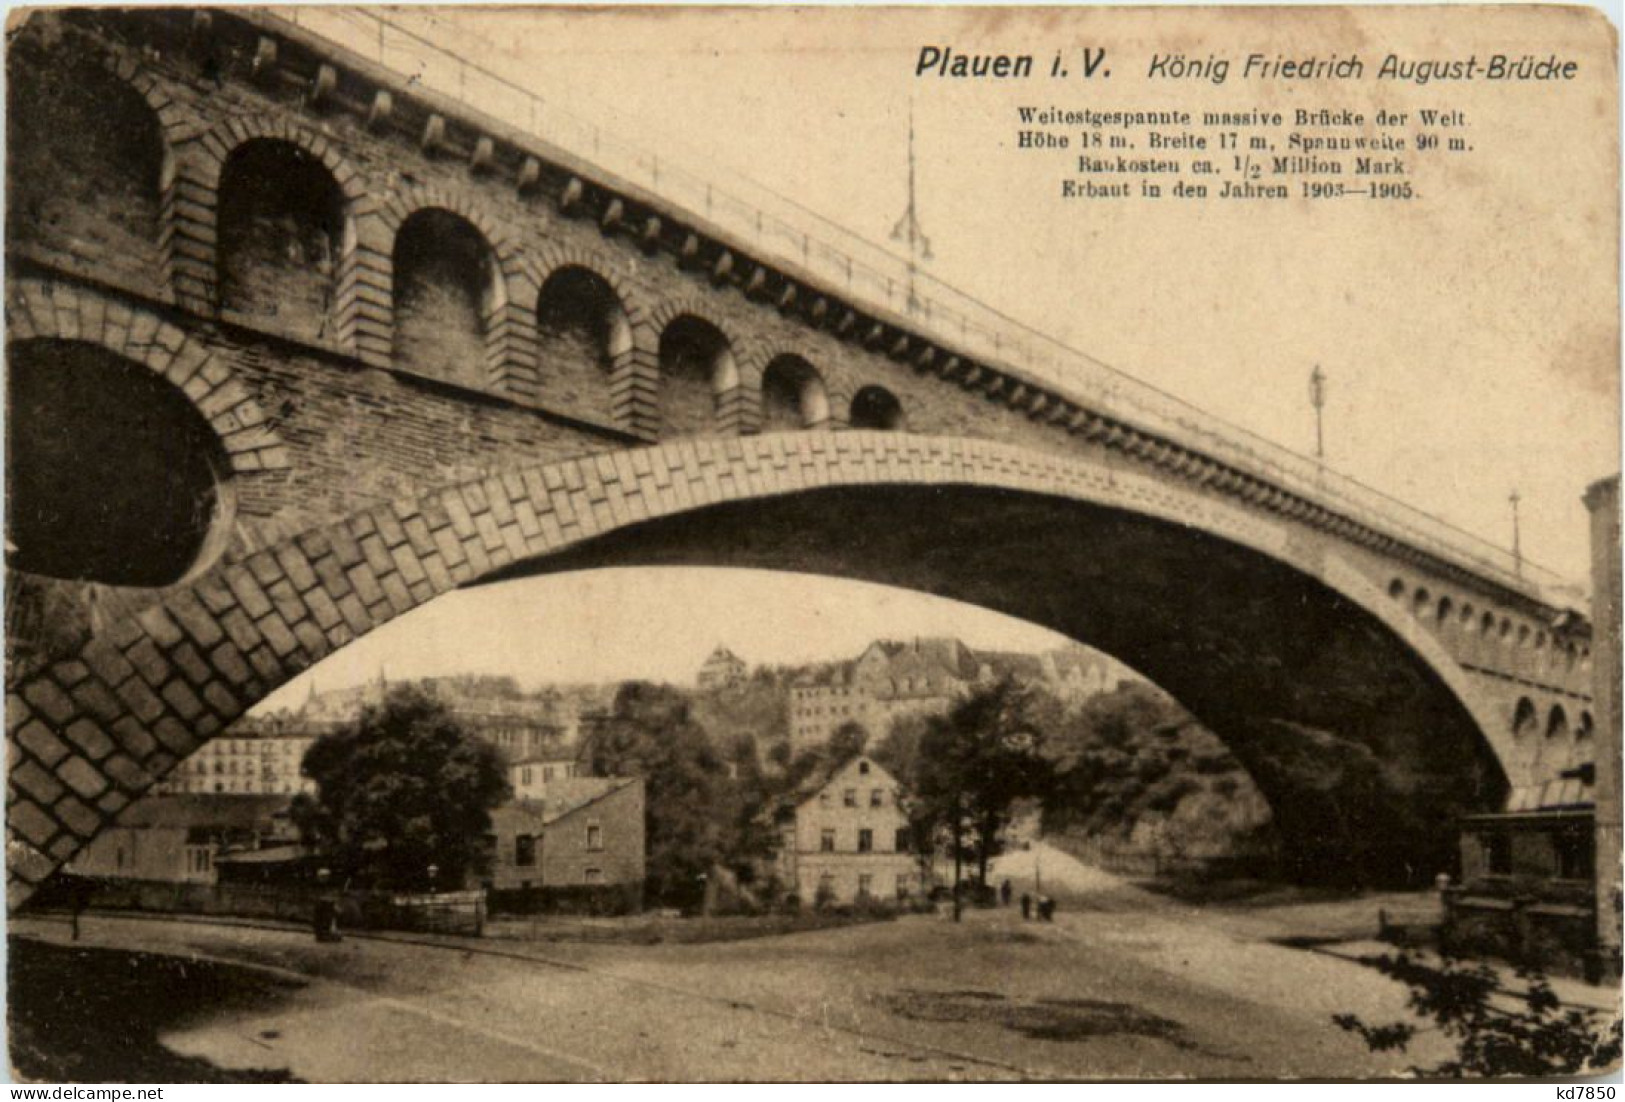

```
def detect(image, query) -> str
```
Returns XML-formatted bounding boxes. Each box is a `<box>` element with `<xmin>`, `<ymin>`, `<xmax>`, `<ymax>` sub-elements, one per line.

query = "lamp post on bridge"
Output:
<box><xmin>1509</xmin><ymin>489</ymin><xmax>1523</xmax><ymax>578</ymax></box>
<box><xmin>1309</xmin><ymin>365</ymin><xmax>1327</xmax><ymax>462</ymax></box>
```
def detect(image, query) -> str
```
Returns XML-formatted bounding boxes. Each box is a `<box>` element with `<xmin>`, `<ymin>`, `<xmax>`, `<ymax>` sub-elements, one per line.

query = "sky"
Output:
<box><xmin>260</xmin><ymin>6</ymin><xmax>1619</xmax><ymax>708</ymax></box>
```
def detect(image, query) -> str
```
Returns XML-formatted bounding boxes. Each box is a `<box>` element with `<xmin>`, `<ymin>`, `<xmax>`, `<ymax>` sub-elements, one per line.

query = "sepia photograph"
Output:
<box><xmin>1</xmin><ymin>2</ymin><xmax>1621</xmax><ymax>1083</ymax></box>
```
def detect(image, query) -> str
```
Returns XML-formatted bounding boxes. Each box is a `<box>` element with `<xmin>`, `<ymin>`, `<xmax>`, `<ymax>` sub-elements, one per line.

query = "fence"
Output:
<box><xmin>256</xmin><ymin>7</ymin><xmax>1570</xmax><ymax>600</ymax></box>
<box><xmin>47</xmin><ymin>875</ymin><xmax>488</xmax><ymax>937</ymax></box>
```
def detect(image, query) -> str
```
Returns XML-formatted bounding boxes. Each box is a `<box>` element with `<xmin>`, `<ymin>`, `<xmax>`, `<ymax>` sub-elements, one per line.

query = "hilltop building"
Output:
<box><xmin>788</xmin><ymin>638</ymin><xmax>1118</xmax><ymax>754</ymax></box>
<box><xmin>697</xmin><ymin>645</ymin><xmax>748</xmax><ymax>690</ymax></box>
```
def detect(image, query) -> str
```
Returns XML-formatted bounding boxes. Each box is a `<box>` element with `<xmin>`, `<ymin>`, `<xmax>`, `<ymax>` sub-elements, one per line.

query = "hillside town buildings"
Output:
<box><xmin>788</xmin><ymin>637</ymin><xmax>1120</xmax><ymax>753</ymax></box>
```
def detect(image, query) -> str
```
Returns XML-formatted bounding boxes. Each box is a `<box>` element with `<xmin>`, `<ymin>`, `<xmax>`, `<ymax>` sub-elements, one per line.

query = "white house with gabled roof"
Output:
<box><xmin>770</xmin><ymin>753</ymin><xmax>921</xmax><ymax>904</ymax></box>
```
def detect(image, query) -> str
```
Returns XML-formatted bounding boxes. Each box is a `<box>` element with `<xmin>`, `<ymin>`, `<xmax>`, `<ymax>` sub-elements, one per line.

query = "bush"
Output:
<box><xmin>487</xmin><ymin>882</ymin><xmax>641</xmax><ymax>917</ymax></box>
<box><xmin>1334</xmin><ymin>953</ymin><xmax>1622</xmax><ymax>1076</ymax></box>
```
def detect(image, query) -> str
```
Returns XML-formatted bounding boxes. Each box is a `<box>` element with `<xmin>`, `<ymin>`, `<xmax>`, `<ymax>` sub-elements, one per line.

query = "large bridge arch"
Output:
<box><xmin>6</xmin><ymin>432</ymin><xmax>1510</xmax><ymax>903</ymax></box>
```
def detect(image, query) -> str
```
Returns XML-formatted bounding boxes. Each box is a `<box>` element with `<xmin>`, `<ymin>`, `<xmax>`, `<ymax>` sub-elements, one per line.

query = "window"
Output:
<box><xmin>859</xmin><ymin>761</ymin><xmax>870</xmax><ymax>775</ymax></box>
<box><xmin>516</xmin><ymin>834</ymin><xmax>537</xmax><ymax>867</ymax></box>
<box><xmin>895</xmin><ymin>828</ymin><xmax>910</xmax><ymax>853</ymax></box>
<box><xmin>521</xmin><ymin>767</ymin><xmax>532</xmax><ymax>785</ymax></box>
<box><xmin>115</xmin><ymin>846</ymin><xmax>125</xmax><ymax>871</ymax></box>
<box><xmin>586</xmin><ymin>824</ymin><xmax>603</xmax><ymax>852</ymax></box>
<box><xmin>820</xmin><ymin>829</ymin><xmax>836</xmax><ymax>852</ymax></box>
<box><xmin>844</xmin><ymin>789</ymin><xmax>857</xmax><ymax>807</ymax></box>
<box><xmin>870</xmin><ymin>789</ymin><xmax>884</xmax><ymax>808</ymax></box>
<box><xmin>858</xmin><ymin>829</ymin><xmax>873</xmax><ymax>853</ymax></box>
<box><xmin>858</xmin><ymin>873</ymin><xmax>873</xmax><ymax>897</ymax></box>
<box><xmin>584</xmin><ymin>868</ymin><xmax>604</xmax><ymax>884</ymax></box>
<box><xmin>1555</xmin><ymin>827</ymin><xmax>1594</xmax><ymax>882</ymax></box>
<box><xmin>819</xmin><ymin>792</ymin><xmax>831</xmax><ymax>807</ymax></box>
<box><xmin>818</xmin><ymin>872</ymin><xmax>835</xmax><ymax>898</ymax></box>
<box><xmin>1484</xmin><ymin>833</ymin><xmax>1512</xmax><ymax>876</ymax></box>
<box><xmin>187</xmin><ymin>847</ymin><xmax>212</xmax><ymax>875</ymax></box>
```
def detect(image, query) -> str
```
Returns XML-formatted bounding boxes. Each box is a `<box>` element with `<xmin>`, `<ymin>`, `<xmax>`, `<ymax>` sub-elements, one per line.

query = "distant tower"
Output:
<box><xmin>889</xmin><ymin>100</ymin><xmax>932</xmax><ymax>317</ymax></box>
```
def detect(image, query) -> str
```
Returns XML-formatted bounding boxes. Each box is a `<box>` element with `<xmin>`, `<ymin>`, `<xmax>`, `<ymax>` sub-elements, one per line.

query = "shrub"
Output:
<box><xmin>1334</xmin><ymin>952</ymin><xmax>1622</xmax><ymax>1076</ymax></box>
<box><xmin>813</xmin><ymin>881</ymin><xmax>836</xmax><ymax>912</ymax></box>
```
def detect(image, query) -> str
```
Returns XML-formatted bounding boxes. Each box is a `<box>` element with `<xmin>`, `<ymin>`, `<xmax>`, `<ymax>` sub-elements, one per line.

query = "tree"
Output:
<box><xmin>292</xmin><ymin>685</ymin><xmax>510</xmax><ymax>891</ymax></box>
<box><xmin>827</xmin><ymin>720</ymin><xmax>869</xmax><ymax>761</ymax></box>
<box><xmin>872</xmin><ymin>712</ymin><xmax>929</xmax><ymax>783</ymax></box>
<box><xmin>1335</xmin><ymin>952</ymin><xmax>1622</xmax><ymax>1076</ymax></box>
<box><xmin>583</xmin><ymin>681</ymin><xmax>750</xmax><ymax>908</ymax></box>
<box><xmin>913</xmin><ymin>679</ymin><xmax>1057</xmax><ymax>910</ymax></box>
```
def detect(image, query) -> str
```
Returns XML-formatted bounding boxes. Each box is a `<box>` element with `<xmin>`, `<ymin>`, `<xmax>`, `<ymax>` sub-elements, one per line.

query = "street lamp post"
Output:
<box><xmin>1309</xmin><ymin>365</ymin><xmax>1327</xmax><ymax>462</ymax></box>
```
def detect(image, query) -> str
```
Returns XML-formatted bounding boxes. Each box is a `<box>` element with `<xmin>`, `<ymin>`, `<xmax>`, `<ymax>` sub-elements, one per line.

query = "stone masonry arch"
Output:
<box><xmin>169</xmin><ymin>115</ymin><xmax>373</xmax><ymax>328</ymax></box>
<box><xmin>377</xmin><ymin>184</ymin><xmax>534</xmax><ymax>401</ymax></box>
<box><xmin>638</xmin><ymin>296</ymin><xmax>758</xmax><ymax>437</ymax></box>
<box><xmin>747</xmin><ymin>343</ymin><xmax>836</xmax><ymax>430</ymax></box>
<box><xmin>6</xmin><ymin>431</ymin><xmax>1510</xmax><ymax>904</ymax></box>
<box><xmin>6</xmin><ymin>277</ymin><xmax>290</xmax><ymax>476</ymax></box>
<box><xmin>525</xmin><ymin>245</ymin><xmax>652</xmax><ymax>436</ymax></box>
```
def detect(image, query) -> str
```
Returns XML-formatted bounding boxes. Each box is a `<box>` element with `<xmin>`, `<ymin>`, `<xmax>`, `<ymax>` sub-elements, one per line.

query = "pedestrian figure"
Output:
<box><xmin>1020</xmin><ymin>892</ymin><xmax>1032</xmax><ymax>920</ymax></box>
<box><xmin>1038</xmin><ymin>895</ymin><xmax>1055</xmax><ymax>922</ymax></box>
<box><xmin>1000</xmin><ymin>879</ymin><xmax>1013</xmax><ymax>907</ymax></box>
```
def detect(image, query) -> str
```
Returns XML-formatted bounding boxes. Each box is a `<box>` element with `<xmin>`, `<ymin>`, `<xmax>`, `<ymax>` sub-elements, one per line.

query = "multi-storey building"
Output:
<box><xmin>770</xmin><ymin>754</ymin><xmax>919</xmax><ymax>904</ymax></box>
<box><xmin>510</xmin><ymin>752</ymin><xmax>584</xmax><ymax>799</ymax></box>
<box><xmin>151</xmin><ymin>717</ymin><xmax>322</xmax><ymax>797</ymax></box>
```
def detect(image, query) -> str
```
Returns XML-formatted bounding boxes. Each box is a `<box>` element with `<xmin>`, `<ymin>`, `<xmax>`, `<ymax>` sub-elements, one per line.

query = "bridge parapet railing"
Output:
<box><xmin>268</xmin><ymin>7</ymin><xmax>1571</xmax><ymax>600</ymax></box>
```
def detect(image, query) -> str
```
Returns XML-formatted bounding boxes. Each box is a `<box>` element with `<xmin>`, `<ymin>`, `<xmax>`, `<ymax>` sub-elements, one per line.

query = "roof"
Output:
<box><xmin>1505</xmin><ymin>779</ymin><xmax>1594</xmax><ymax>813</ymax></box>
<box><xmin>509</xmin><ymin>751</ymin><xmax>583</xmax><ymax>767</ymax></box>
<box><xmin>215</xmin><ymin>843</ymin><xmax>314</xmax><ymax>865</ymax></box>
<box><xmin>115</xmin><ymin>794</ymin><xmax>290</xmax><ymax>830</ymax></box>
<box><xmin>770</xmin><ymin>754</ymin><xmax>902</xmax><ymax>817</ymax></box>
<box><xmin>493</xmin><ymin>777</ymin><xmax>639</xmax><ymax>827</ymax></box>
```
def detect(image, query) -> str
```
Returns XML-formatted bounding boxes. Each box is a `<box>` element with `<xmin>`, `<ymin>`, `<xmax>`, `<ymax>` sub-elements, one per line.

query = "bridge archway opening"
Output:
<box><xmin>245</xmin><ymin>562</ymin><xmax>1282</xmax><ymax>886</ymax></box>
<box><xmin>5</xmin><ymin>338</ymin><xmax>230</xmax><ymax>586</ymax></box>
<box><xmin>850</xmin><ymin>385</ymin><xmax>905</xmax><ymax>431</ymax></box>
<box><xmin>1513</xmin><ymin>697</ymin><xmax>1539</xmax><ymax>739</ymax></box>
<box><xmin>392</xmin><ymin>208</ymin><xmax>503</xmax><ymax>391</ymax></box>
<box><xmin>471</xmin><ymin>480</ymin><xmax>1507</xmax><ymax>887</ymax></box>
<box><xmin>535</xmin><ymin>266</ymin><xmax>631</xmax><ymax>424</ymax></box>
<box><xmin>216</xmin><ymin>139</ymin><xmax>347</xmax><ymax>343</ymax></box>
<box><xmin>761</xmin><ymin>355</ymin><xmax>830</xmax><ymax>430</ymax></box>
<box><xmin>658</xmin><ymin>315</ymin><xmax>736</xmax><ymax>436</ymax></box>
<box><xmin>6</xmin><ymin>38</ymin><xmax>166</xmax><ymax>287</ymax></box>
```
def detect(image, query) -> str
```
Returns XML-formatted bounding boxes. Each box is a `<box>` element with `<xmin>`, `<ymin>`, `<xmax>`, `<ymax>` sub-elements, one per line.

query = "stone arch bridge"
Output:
<box><xmin>3</xmin><ymin>9</ymin><xmax>1595</xmax><ymax>903</ymax></box>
